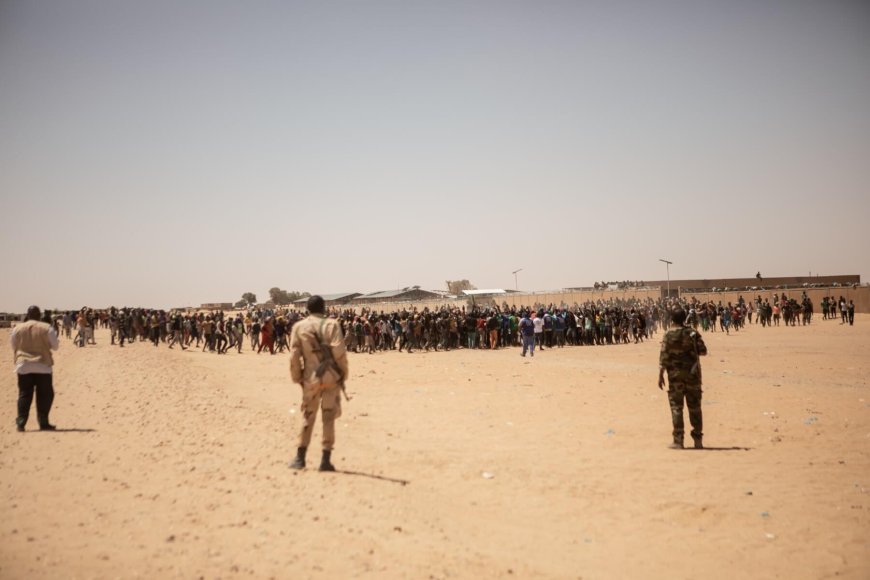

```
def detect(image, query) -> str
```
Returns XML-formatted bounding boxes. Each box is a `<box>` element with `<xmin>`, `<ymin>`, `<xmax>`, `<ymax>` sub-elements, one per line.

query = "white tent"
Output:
<box><xmin>462</xmin><ymin>289</ymin><xmax>507</xmax><ymax>296</ymax></box>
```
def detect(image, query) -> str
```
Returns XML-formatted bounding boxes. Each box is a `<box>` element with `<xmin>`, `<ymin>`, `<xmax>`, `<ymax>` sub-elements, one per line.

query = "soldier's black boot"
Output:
<box><xmin>16</xmin><ymin>417</ymin><xmax>26</xmax><ymax>432</ymax></box>
<box><xmin>319</xmin><ymin>450</ymin><xmax>335</xmax><ymax>472</ymax></box>
<box><xmin>669</xmin><ymin>436</ymin><xmax>684</xmax><ymax>449</ymax></box>
<box><xmin>693</xmin><ymin>437</ymin><xmax>703</xmax><ymax>449</ymax></box>
<box><xmin>289</xmin><ymin>446</ymin><xmax>307</xmax><ymax>470</ymax></box>
<box><xmin>37</xmin><ymin>414</ymin><xmax>56</xmax><ymax>431</ymax></box>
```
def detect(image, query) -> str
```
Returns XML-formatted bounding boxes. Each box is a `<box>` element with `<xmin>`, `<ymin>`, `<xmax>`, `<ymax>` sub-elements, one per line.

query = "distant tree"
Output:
<box><xmin>234</xmin><ymin>299</ymin><xmax>247</xmax><ymax>309</ymax></box>
<box><xmin>446</xmin><ymin>279</ymin><xmax>477</xmax><ymax>295</ymax></box>
<box><xmin>268</xmin><ymin>287</ymin><xmax>311</xmax><ymax>305</ymax></box>
<box><xmin>241</xmin><ymin>292</ymin><xmax>257</xmax><ymax>306</ymax></box>
<box><xmin>285</xmin><ymin>290</ymin><xmax>311</xmax><ymax>303</ymax></box>
<box><xmin>269</xmin><ymin>287</ymin><xmax>291</xmax><ymax>305</ymax></box>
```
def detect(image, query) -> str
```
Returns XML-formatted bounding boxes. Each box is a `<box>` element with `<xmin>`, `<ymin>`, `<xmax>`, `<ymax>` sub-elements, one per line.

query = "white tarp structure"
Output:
<box><xmin>462</xmin><ymin>289</ymin><xmax>507</xmax><ymax>296</ymax></box>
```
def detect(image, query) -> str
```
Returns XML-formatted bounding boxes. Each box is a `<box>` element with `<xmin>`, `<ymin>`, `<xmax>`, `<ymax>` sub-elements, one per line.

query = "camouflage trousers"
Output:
<box><xmin>298</xmin><ymin>384</ymin><xmax>343</xmax><ymax>450</ymax></box>
<box><xmin>667</xmin><ymin>383</ymin><xmax>703</xmax><ymax>442</ymax></box>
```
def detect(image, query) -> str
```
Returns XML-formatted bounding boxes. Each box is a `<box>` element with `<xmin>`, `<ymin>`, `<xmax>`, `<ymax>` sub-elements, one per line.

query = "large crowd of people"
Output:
<box><xmin>30</xmin><ymin>291</ymin><xmax>856</xmax><ymax>356</ymax></box>
<box><xmin>592</xmin><ymin>280</ymin><xmax>648</xmax><ymax>290</ymax></box>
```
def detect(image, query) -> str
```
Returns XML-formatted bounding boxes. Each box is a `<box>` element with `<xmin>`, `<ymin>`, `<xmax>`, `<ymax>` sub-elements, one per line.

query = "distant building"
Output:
<box><xmin>200</xmin><ymin>302</ymin><xmax>233</xmax><ymax>311</ymax></box>
<box><xmin>353</xmin><ymin>287</ymin><xmax>443</xmax><ymax>304</ymax></box>
<box><xmin>292</xmin><ymin>292</ymin><xmax>363</xmax><ymax>307</ymax></box>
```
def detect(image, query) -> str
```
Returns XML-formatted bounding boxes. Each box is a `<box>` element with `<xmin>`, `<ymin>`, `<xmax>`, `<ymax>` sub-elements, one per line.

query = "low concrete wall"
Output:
<box><xmin>346</xmin><ymin>285</ymin><xmax>870</xmax><ymax>314</ymax></box>
<box><xmin>344</xmin><ymin>298</ymin><xmax>460</xmax><ymax>313</ymax></box>
<box><xmin>499</xmin><ymin>288</ymin><xmax>662</xmax><ymax>309</ymax></box>
<box><xmin>648</xmin><ymin>274</ymin><xmax>860</xmax><ymax>290</ymax></box>
<box><xmin>346</xmin><ymin>288</ymin><xmax>663</xmax><ymax>313</ymax></box>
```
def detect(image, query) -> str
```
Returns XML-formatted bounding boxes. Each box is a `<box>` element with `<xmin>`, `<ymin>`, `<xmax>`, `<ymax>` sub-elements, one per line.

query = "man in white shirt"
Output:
<box><xmin>11</xmin><ymin>305</ymin><xmax>59</xmax><ymax>432</ymax></box>
<box><xmin>532</xmin><ymin>312</ymin><xmax>545</xmax><ymax>350</ymax></box>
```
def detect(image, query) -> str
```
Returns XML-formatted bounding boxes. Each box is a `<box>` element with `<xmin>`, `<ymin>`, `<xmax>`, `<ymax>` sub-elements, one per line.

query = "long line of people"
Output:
<box><xmin>38</xmin><ymin>291</ymin><xmax>856</xmax><ymax>356</ymax></box>
<box><xmin>46</xmin><ymin>308</ymin><xmax>294</xmax><ymax>354</ymax></box>
<box><xmin>336</xmin><ymin>301</ymin><xmax>664</xmax><ymax>354</ymax></box>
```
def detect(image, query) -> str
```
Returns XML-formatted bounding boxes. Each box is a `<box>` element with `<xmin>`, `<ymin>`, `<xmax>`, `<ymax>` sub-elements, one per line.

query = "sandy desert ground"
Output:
<box><xmin>1</xmin><ymin>315</ymin><xmax>868</xmax><ymax>579</ymax></box>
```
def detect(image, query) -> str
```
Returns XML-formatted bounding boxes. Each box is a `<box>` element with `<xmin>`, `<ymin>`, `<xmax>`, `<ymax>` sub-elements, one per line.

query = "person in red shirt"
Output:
<box><xmin>259</xmin><ymin>318</ymin><xmax>275</xmax><ymax>354</ymax></box>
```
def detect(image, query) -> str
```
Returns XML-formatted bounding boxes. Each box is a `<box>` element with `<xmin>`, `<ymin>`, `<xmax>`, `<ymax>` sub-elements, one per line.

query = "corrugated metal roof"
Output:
<box><xmin>293</xmin><ymin>292</ymin><xmax>361</xmax><ymax>303</ymax></box>
<box><xmin>357</xmin><ymin>289</ymin><xmax>413</xmax><ymax>299</ymax></box>
<box><xmin>354</xmin><ymin>288</ymin><xmax>440</xmax><ymax>300</ymax></box>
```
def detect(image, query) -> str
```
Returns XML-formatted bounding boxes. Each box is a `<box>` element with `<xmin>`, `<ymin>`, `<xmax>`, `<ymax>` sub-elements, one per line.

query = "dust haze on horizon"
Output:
<box><xmin>1</xmin><ymin>1</ymin><xmax>868</xmax><ymax>313</ymax></box>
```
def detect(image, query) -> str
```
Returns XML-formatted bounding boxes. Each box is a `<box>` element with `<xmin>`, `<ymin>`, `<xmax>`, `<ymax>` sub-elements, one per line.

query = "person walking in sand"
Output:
<box><xmin>288</xmin><ymin>295</ymin><xmax>349</xmax><ymax>472</ymax></box>
<box><xmin>658</xmin><ymin>307</ymin><xmax>707</xmax><ymax>449</ymax></box>
<box><xmin>168</xmin><ymin>312</ymin><xmax>186</xmax><ymax>350</ymax></box>
<box><xmin>117</xmin><ymin>309</ymin><xmax>129</xmax><ymax>347</ymax></box>
<box><xmin>486</xmin><ymin>311</ymin><xmax>500</xmax><ymax>350</ymax></box>
<box><xmin>84</xmin><ymin>309</ymin><xmax>96</xmax><ymax>345</ymax></box>
<box><xmin>519</xmin><ymin>311</ymin><xmax>536</xmax><ymax>357</ymax></box>
<box><xmin>62</xmin><ymin>312</ymin><xmax>72</xmax><ymax>339</ymax></box>
<box><xmin>232</xmin><ymin>315</ymin><xmax>245</xmax><ymax>353</ymax></box>
<box><xmin>149</xmin><ymin>311</ymin><xmax>161</xmax><ymax>347</ymax></box>
<box><xmin>250</xmin><ymin>317</ymin><xmax>261</xmax><ymax>351</ymax></box>
<box><xmin>74</xmin><ymin>311</ymin><xmax>87</xmax><ymax>347</ymax></box>
<box><xmin>533</xmin><ymin>311</ymin><xmax>545</xmax><ymax>350</ymax></box>
<box><xmin>202</xmin><ymin>315</ymin><xmax>216</xmax><ymax>352</ymax></box>
<box><xmin>258</xmin><ymin>317</ymin><xmax>275</xmax><ymax>354</ymax></box>
<box><xmin>11</xmin><ymin>306</ymin><xmax>59</xmax><ymax>432</ymax></box>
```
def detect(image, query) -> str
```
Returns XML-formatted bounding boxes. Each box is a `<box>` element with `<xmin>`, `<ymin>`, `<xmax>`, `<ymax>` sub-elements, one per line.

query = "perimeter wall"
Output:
<box><xmin>646</xmin><ymin>274</ymin><xmax>860</xmax><ymax>290</ymax></box>
<box><xmin>347</xmin><ymin>288</ymin><xmax>662</xmax><ymax>313</ymax></box>
<box><xmin>347</xmin><ymin>285</ymin><xmax>870</xmax><ymax>314</ymax></box>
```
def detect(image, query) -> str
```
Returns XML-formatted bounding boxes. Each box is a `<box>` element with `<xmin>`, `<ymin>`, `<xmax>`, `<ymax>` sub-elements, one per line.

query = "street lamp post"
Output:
<box><xmin>659</xmin><ymin>259</ymin><xmax>672</xmax><ymax>299</ymax></box>
<box><xmin>512</xmin><ymin>268</ymin><xmax>523</xmax><ymax>291</ymax></box>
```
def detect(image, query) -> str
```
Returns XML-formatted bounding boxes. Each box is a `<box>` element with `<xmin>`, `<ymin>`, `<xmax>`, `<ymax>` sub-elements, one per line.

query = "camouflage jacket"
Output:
<box><xmin>659</xmin><ymin>326</ymin><xmax>707</xmax><ymax>387</ymax></box>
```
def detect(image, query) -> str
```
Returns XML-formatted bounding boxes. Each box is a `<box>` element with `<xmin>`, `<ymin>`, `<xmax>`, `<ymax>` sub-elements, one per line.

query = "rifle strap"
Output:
<box><xmin>316</xmin><ymin>318</ymin><xmax>340</xmax><ymax>373</ymax></box>
<box><xmin>317</xmin><ymin>318</ymin><xmax>328</xmax><ymax>346</ymax></box>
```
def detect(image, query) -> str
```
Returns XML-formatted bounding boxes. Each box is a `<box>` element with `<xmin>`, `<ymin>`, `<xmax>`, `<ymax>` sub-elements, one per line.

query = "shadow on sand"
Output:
<box><xmin>35</xmin><ymin>428</ymin><xmax>97</xmax><ymax>433</ymax></box>
<box><xmin>689</xmin><ymin>446</ymin><xmax>752</xmax><ymax>451</ymax></box>
<box><xmin>335</xmin><ymin>470</ymin><xmax>410</xmax><ymax>486</ymax></box>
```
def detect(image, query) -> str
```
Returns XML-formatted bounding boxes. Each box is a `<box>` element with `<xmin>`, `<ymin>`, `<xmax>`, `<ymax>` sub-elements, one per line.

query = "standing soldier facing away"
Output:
<box><xmin>289</xmin><ymin>295</ymin><xmax>349</xmax><ymax>472</ymax></box>
<box><xmin>658</xmin><ymin>308</ymin><xmax>707</xmax><ymax>449</ymax></box>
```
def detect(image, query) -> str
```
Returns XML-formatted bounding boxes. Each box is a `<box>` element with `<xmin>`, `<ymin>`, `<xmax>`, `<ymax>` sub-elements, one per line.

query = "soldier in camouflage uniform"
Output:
<box><xmin>658</xmin><ymin>308</ymin><xmax>708</xmax><ymax>449</ymax></box>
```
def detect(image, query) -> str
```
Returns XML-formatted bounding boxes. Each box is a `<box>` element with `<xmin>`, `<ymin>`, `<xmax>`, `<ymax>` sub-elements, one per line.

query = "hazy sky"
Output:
<box><xmin>1</xmin><ymin>0</ymin><xmax>868</xmax><ymax>311</ymax></box>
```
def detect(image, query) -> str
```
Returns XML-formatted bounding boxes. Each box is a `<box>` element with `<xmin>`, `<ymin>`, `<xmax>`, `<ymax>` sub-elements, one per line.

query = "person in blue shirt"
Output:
<box><xmin>518</xmin><ymin>311</ymin><xmax>536</xmax><ymax>357</ymax></box>
<box><xmin>554</xmin><ymin>312</ymin><xmax>566</xmax><ymax>347</ymax></box>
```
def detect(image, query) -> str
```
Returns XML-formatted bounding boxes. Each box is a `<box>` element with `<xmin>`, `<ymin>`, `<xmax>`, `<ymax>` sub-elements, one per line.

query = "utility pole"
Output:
<box><xmin>659</xmin><ymin>259</ymin><xmax>672</xmax><ymax>298</ymax></box>
<box><xmin>512</xmin><ymin>268</ymin><xmax>523</xmax><ymax>291</ymax></box>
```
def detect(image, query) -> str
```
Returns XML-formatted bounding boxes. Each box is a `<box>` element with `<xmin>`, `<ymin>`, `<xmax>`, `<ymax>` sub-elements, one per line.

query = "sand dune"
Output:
<box><xmin>1</xmin><ymin>317</ymin><xmax>868</xmax><ymax>579</ymax></box>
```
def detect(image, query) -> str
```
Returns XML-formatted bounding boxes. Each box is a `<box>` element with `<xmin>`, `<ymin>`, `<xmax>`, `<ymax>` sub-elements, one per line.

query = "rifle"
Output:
<box><xmin>307</xmin><ymin>319</ymin><xmax>351</xmax><ymax>401</ymax></box>
<box><xmin>689</xmin><ymin>328</ymin><xmax>703</xmax><ymax>384</ymax></box>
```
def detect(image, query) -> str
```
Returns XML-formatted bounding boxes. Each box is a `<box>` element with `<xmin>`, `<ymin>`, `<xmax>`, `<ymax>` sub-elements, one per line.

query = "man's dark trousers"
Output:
<box><xmin>17</xmin><ymin>373</ymin><xmax>54</xmax><ymax>428</ymax></box>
